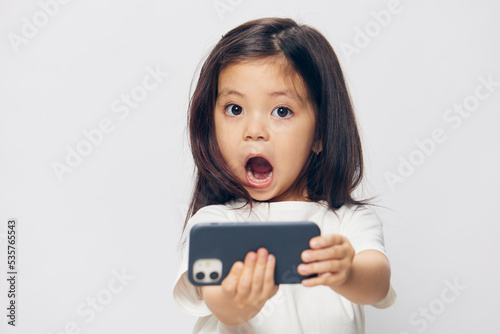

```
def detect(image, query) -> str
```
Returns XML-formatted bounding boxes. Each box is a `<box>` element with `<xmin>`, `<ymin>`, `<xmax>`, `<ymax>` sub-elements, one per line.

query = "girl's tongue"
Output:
<box><xmin>247</xmin><ymin>157</ymin><xmax>273</xmax><ymax>181</ymax></box>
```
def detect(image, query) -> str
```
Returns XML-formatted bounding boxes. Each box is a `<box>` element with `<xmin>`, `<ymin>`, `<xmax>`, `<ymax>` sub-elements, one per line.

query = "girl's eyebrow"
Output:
<box><xmin>217</xmin><ymin>89</ymin><xmax>244</xmax><ymax>99</ymax></box>
<box><xmin>217</xmin><ymin>88</ymin><xmax>306</xmax><ymax>105</ymax></box>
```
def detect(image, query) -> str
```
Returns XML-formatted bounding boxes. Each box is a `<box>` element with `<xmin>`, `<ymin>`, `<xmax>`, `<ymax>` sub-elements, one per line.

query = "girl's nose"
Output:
<box><xmin>244</xmin><ymin>112</ymin><xmax>269</xmax><ymax>141</ymax></box>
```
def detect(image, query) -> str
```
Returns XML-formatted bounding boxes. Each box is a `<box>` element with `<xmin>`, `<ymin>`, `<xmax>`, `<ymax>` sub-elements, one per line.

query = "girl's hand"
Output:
<box><xmin>298</xmin><ymin>234</ymin><xmax>355</xmax><ymax>288</ymax></box>
<box><xmin>222</xmin><ymin>247</ymin><xmax>278</xmax><ymax>309</ymax></box>
<box><xmin>201</xmin><ymin>247</ymin><xmax>278</xmax><ymax>326</ymax></box>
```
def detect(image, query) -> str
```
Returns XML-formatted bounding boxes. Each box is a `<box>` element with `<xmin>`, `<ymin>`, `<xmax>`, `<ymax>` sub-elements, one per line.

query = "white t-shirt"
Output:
<box><xmin>173</xmin><ymin>200</ymin><xmax>396</xmax><ymax>334</ymax></box>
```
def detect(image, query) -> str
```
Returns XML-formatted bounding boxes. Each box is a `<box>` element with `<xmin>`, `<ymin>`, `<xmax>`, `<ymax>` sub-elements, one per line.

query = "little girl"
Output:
<box><xmin>174</xmin><ymin>17</ymin><xmax>396</xmax><ymax>333</ymax></box>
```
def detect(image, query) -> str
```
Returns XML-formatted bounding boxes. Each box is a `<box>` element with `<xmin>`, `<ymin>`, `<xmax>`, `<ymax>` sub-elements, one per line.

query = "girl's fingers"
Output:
<box><xmin>301</xmin><ymin>272</ymin><xmax>343</xmax><ymax>288</ymax></box>
<box><xmin>298</xmin><ymin>259</ymin><xmax>344</xmax><ymax>276</ymax></box>
<box><xmin>237</xmin><ymin>251</ymin><xmax>257</xmax><ymax>298</ymax></box>
<box><xmin>262</xmin><ymin>254</ymin><xmax>277</xmax><ymax>297</ymax></box>
<box><xmin>302</xmin><ymin>243</ymin><xmax>351</xmax><ymax>263</ymax></box>
<box><xmin>300</xmin><ymin>235</ymin><xmax>354</xmax><ymax>289</ymax></box>
<box><xmin>223</xmin><ymin>249</ymin><xmax>277</xmax><ymax>303</ymax></box>
<box><xmin>309</xmin><ymin>234</ymin><xmax>345</xmax><ymax>249</ymax></box>
<box><xmin>250</xmin><ymin>248</ymin><xmax>269</xmax><ymax>294</ymax></box>
<box><xmin>221</xmin><ymin>261</ymin><xmax>244</xmax><ymax>295</ymax></box>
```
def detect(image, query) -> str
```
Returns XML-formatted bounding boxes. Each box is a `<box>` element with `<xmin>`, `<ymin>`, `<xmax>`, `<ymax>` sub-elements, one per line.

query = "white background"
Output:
<box><xmin>1</xmin><ymin>0</ymin><xmax>499</xmax><ymax>333</ymax></box>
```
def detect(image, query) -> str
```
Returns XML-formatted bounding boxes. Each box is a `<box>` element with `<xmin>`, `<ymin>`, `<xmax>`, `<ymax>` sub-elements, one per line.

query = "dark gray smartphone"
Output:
<box><xmin>188</xmin><ymin>221</ymin><xmax>320</xmax><ymax>286</ymax></box>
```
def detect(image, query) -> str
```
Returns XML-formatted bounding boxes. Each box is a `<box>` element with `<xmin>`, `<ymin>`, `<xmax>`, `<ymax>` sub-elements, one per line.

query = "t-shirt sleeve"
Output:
<box><xmin>339</xmin><ymin>205</ymin><xmax>397</xmax><ymax>308</ymax></box>
<box><xmin>372</xmin><ymin>285</ymin><xmax>397</xmax><ymax>309</ymax></box>
<box><xmin>340</xmin><ymin>205</ymin><xmax>386</xmax><ymax>255</ymax></box>
<box><xmin>172</xmin><ymin>206</ymin><xmax>232</xmax><ymax>317</ymax></box>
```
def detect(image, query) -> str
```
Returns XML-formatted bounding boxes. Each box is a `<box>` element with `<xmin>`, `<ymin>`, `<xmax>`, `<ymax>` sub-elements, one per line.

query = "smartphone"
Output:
<box><xmin>188</xmin><ymin>221</ymin><xmax>320</xmax><ymax>286</ymax></box>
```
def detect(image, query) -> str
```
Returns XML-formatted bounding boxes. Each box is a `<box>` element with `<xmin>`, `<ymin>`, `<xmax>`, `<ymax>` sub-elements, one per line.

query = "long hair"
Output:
<box><xmin>185</xmin><ymin>17</ymin><xmax>368</xmax><ymax>230</ymax></box>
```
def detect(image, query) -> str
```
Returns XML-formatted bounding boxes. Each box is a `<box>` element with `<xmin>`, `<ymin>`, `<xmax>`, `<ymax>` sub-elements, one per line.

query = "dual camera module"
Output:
<box><xmin>193</xmin><ymin>259</ymin><xmax>223</xmax><ymax>284</ymax></box>
<box><xmin>196</xmin><ymin>271</ymin><xmax>219</xmax><ymax>280</ymax></box>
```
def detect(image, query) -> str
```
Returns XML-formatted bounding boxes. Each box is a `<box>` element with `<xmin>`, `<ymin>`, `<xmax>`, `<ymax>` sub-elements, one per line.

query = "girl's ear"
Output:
<box><xmin>312</xmin><ymin>140</ymin><xmax>323</xmax><ymax>155</ymax></box>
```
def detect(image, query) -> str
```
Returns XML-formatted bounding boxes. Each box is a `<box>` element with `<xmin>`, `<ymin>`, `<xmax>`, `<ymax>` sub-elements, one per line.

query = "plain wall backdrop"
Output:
<box><xmin>1</xmin><ymin>0</ymin><xmax>499</xmax><ymax>333</ymax></box>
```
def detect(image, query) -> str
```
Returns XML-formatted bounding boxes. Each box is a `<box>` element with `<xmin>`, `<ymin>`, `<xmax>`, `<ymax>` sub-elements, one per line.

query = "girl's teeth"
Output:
<box><xmin>246</xmin><ymin>166</ymin><xmax>272</xmax><ymax>183</ymax></box>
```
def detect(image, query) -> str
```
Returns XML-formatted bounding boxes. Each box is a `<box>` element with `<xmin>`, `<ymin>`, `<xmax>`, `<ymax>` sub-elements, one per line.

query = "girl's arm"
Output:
<box><xmin>201</xmin><ymin>248</ymin><xmax>279</xmax><ymax>326</ymax></box>
<box><xmin>298</xmin><ymin>234</ymin><xmax>391</xmax><ymax>305</ymax></box>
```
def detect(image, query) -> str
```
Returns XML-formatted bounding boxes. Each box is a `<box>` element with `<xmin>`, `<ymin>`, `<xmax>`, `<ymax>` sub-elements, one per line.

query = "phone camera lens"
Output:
<box><xmin>210</xmin><ymin>272</ymin><xmax>219</xmax><ymax>280</ymax></box>
<box><xmin>196</xmin><ymin>272</ymin><xmax>205</xmax><ymax>280</ymax></box>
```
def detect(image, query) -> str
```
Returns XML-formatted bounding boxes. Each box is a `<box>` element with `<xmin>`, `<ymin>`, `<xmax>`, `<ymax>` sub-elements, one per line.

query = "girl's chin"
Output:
<box><xmin>246</xmin><ymin>189</ymin><xmax>275</xmax><ymax>202</ymax></box>
<box><xmin>246</xmin><ymin>189</ymin><xmax>297</xmax><ymax>203</ymax></box>
<box><xmin>246</xmin><ymin>186</ymin><xmax>308</xmax><ymax>203</ymax></box>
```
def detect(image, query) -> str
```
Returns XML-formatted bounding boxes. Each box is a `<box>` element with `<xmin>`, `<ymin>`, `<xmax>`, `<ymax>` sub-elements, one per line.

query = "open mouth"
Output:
<box><xmin>245</xmin><ymin>156</ymin><xmax>273</xmax><ymax>188</ymax></box>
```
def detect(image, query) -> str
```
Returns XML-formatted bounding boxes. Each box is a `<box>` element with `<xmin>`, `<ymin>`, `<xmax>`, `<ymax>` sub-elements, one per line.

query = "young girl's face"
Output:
<box><xmin>214</xmin><ymin>57</ymin><xmax>319</xmax><ymax>202</ymax></box>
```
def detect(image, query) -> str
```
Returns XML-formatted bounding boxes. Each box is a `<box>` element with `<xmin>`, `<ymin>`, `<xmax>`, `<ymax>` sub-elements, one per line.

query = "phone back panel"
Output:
<box><xmin>188</xmin><ymin>221</ymin><xmax>320</xmax><ymax>286</ymax></box>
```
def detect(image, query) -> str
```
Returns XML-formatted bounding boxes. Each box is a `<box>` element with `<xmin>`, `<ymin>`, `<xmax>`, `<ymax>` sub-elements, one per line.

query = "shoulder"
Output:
<box><xmin>188</xmin><ymin>200</ymin><xmax>249</xmax><ymax>225</ymax></box>
<box><xmin>335</xmin><ymin>204</ymin><xmax>386</xmax><ymax>254</ymax></box>
<box><xmin>336</xmin><ymin>203</ymin><xmax>380</xmax><ymax>226</ymax></box>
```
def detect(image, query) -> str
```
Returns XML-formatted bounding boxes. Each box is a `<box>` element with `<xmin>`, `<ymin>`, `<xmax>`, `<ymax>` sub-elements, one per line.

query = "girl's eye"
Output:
<box><xmin>225</xmin><ymin>104</ymin><xmax>243</xmax><ymax>116</ymax></box>
<box><xmin>271</xmin><ymin>106</ymin><xmax>293</xmax><ymax>118</ymax></box>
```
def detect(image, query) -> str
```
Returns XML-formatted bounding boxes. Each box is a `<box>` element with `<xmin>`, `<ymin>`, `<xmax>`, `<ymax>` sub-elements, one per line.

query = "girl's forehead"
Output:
<box><xmin>218</xmin><ymin>57</ymin><xmax>312</xmax><ymax>106</ymax></box>
<box><xmin>220</xmin><ymin>56</ymin><xmax>295</xmax><ymax>79</ymax></box>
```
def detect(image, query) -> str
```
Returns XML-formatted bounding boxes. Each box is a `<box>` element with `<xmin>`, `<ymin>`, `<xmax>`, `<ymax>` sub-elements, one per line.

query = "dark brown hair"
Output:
<box><xmin>185</xmin><ymin>17</ymin><xmax>368</xmax><ymax>229</ymax></box>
